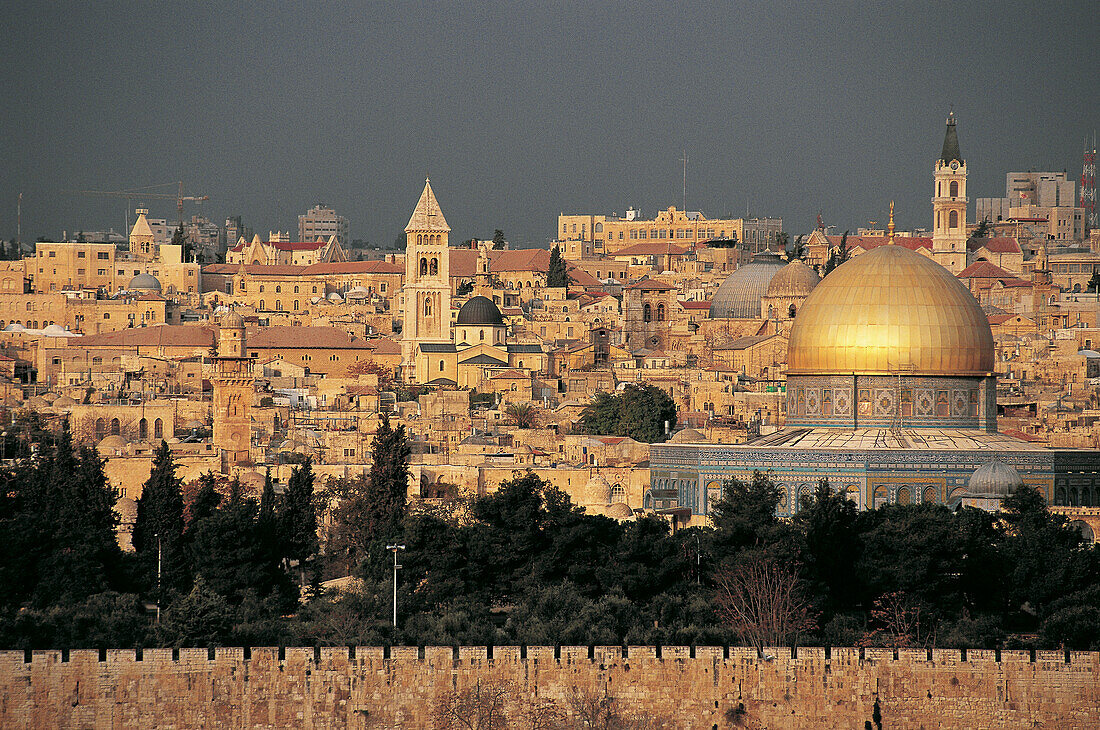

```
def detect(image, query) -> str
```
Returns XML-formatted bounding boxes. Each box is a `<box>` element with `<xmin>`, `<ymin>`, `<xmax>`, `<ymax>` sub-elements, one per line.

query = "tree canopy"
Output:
<box><xmin>579</xmin><ymin>383</ymin><xmax>677</xmax><ymax>443</ymax></box>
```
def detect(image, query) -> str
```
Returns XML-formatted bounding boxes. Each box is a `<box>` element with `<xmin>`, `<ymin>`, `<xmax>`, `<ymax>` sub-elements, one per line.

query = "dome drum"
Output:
<box><xmin>785</xmin><ymin>373</ymin><xmax>997</xmax><ymax>431</ymax></box>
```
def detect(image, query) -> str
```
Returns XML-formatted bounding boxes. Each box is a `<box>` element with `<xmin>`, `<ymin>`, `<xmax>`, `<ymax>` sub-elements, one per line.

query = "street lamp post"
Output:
<box><xmin>386</xmin><ymin>544</ymin><xmax>405</xmax><ymax>628</ymax></box>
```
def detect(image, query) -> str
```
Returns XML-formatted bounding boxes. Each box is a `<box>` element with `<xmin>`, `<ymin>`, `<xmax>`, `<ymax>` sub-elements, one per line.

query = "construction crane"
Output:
<box><xmin>69</xmin><ymin>181</ymin><xmax>209</xmax><ymax>233</ymax></box>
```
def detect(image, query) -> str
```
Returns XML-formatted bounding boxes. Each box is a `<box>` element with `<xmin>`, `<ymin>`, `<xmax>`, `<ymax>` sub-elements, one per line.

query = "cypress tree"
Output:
<box><xmin>547</xmin><ymin>244</ymin><xmax>569</xmax><ymax>287</ymax></box>
<box><xmin>279</xmin><ymin>459</ymin><xmax>318</xmax><ymax>588</ymax></box>
<box><xmin>132</xmin><ymin>441</ymin><xmax>189</xmax><ymax>600</ymax></box>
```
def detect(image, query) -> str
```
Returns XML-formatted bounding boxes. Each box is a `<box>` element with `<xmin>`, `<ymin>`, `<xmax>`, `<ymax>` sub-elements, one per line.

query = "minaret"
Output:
<box><xmin>212</xmin><ymin>310</ymin><xmax>253</xmax><ymax>466</ymax></box>
<box><xmin>401</xmin><ymin>178</ymin><xmax>452</xmax><ymax>367</ymax></box>
<box><xmin>932</xmin><ymin>112</ymin><xmax>968</xmax><ymax>273</ymax></box>
<box><xmin>888</xmin><ymin>200</ymin><xmax>896</xmax><ymax>243</ymax></box>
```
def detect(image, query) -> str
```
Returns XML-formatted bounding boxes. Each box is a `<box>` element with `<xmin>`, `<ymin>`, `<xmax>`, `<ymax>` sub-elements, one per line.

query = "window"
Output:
<box><xmin>259</xmin><ymin>300</ymin><xmax>265</xmax><ymax>310</ymax></box>
<box><xmin>109</xmin><ymin>418</ymin><xmax>120</xmax><ymax>436</ymax></box>
<box><xmin>949</xmin><ymin>180</ymin><xmax>959</xmax><ymax>197</ymax></box>
<box><xmin>77</xmin><ymin>268</ymin><xmax>85</xmax><ymax>275</ymax></box>
<box><xmin>48</xmin><ymin>251</ymin><xmax>55</xmax><ymax>257</ymax></box>
<box><xmin>77</xmin><ymin>251</ymin><xmax>86</xmax><ymax>258</ymax></box>
<box><xmin>97</xmin><ymin>269</ymin><xmax>106</xmax><ymax>275</ymax></box>
<box><xmin>312</xmin><ymin>286</ymin><xmax>317</xmax><ymax>293</ymax></box>
<box><xmin>439</xmin><ymin>360</ymin><xmax>445</xmax><ymax>371</ymax></box>
<box><xmin>430</xmin><ymin>258</ymin><xmax>438</xmax><ymax>276</ymax></box>
<box><xmin>293</xmin><ymin>300</ymin><xmax>299</xmax><ymax>310</ymax></box>
<box><xmin>95</xmin><ymin>418</ymin><xmax>106</xmax><ymax>439</ymax></box>
<box><xmin>424</xmin><ymin>297</ymin><xmax>432</xmax><ymax>316</ymax></box>
<box><xmin>949</xmin><ymin>211</ymin><xmax>959</xmax><ymax>229</ymax></box>
<box><xmin>138</xmin><ymin>418</ymin><xmax>148</xmax><ymax>440</ymax></box>
<box><xmin>657</xmin><ymin>303</ymin><xmax>666</xmax><ymax>321</ymax></box>
<box><xmin>97</xmin><ymin>252</ymin><xmax>109</xmax><ymax>260</ymax></box>
<box><xmin>293</xmin><ymin>286</ymin><xmax>299</xmax><ymax>293</ymax></box>
<box><xmin>276</xmin><ymin>286</ymin><xmax>281</xmax><ymax>293</ymax></box>
<box><xmin>420</xmin><ymin>258</ymin><xmax>428</xmax><ymax>276</ymax></box>
<box><xmin>102</xmin><ymin>313</ymin><xmax>109</xmax><ymax>320</ymax></box>
<box><xmin>643</xmin><ymin>303</ymin><xmax>652</xmax><ymax>322</ymax></box>
<box><xmin>153</xmin><ymin>418</ymin><xmax>163</xmax><ymax>439</ymax></box>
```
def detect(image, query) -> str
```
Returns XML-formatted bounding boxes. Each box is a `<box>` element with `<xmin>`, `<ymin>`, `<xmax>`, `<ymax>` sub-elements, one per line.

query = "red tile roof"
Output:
<box><xmin>626</xmin><ymin>277</ymin><xmax>675</xmax><ymax>291</ymax></box>
<box><xmin>611</xmin><ymin>241</ymin><xmax>691</xmax><ymax>257</ymax></box>
<box><xmin>246</xmin><ymin>326</ymin><xmax>375</xmax><ymax>350</ymax></box>
<box><xmin>679</xmin><ymin>300</ymin><xmax>712</xmax><ymax>310</ymax></box>
<box><xmin>77</xmin><ymin>325</ymin><xmax>216</xmax><ymax>349</ymax></box>
<box><xmin>968</xmin><ymin>237</ymin><xmax>1021</xmax><ymax>254</ymax></box>
<box><xmin>301</xmin><ymin>260</ymin><xmax>402</xmax><ymax>275</ymax></box>
<box><xmin>958</xmin><ymin>261</ymin><xmax>1016</xmax><ymax>279</ymax></box>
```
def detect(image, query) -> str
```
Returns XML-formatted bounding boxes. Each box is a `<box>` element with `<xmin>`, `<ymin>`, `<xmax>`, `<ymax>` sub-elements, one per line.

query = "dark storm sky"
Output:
<box><xmin>2</xmin><ymin>1</ymin><xmax>1096</xmax><ymax>248</ymax></box>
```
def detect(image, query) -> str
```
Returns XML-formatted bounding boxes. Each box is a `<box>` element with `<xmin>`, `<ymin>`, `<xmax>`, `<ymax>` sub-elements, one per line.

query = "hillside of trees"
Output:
<box><xmin>1</xmin><ymin>417</ymin><xmax>1099</xmax><ymax>650</ymax></box>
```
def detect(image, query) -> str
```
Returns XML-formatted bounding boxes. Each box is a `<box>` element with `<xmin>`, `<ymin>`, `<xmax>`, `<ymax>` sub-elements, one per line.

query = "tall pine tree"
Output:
<box><xmin>132</xmin><ymin>441</ymin><xmax>189</xmax><ymax>601</ymax></box>
<box><xmin>279</xmin><ymin>458</ymin><xmax>318</xmax><ymax>588</ymax></box>
<box><xmin>547</xmin><ymin>244</ymin><xmax>569</xmax><ymax>287</ymax></box>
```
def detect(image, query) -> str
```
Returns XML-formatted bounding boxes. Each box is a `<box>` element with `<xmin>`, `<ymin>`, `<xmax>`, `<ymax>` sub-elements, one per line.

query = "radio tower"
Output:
<box><xmin>1081</xmin><ymin>133</ymin><xmax>1097</xmax><ymax>233</ymax></box>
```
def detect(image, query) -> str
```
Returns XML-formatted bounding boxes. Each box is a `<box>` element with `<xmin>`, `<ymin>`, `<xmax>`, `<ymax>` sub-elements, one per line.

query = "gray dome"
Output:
<box><xmin>127</xmin><ymin>273</ymin><xmax>161</xmax><ymax>291</ymax></box>
<box><xmin>766</xmin><ymin>260</ymin><xmax>821</xmax><ymax>298</ymax></box>
<box><xmin>967</xmin><ymin>460</ymin><xmax>1024</xmax><ymax>498</ymax></box>
<box><xmin>457</xmin><ymin>296</ymin><xmax>504</xmax><ymax>326</ymax></box>
<box><xmin>709</xmin><ymin>251</ymin><xmax>786</xmax><ymax>318</ymax></box>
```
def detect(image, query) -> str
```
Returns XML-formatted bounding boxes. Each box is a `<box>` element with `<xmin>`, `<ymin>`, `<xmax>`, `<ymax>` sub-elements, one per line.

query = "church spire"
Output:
<box><xmin>940</xmin><ymin>111</ymin><xmax>962</xmax><ymax>164</ymax></box>
<box><xmin>405</xmin><ymin>178</ymin><xmax>450</xmax><ymax>232</ymax></box>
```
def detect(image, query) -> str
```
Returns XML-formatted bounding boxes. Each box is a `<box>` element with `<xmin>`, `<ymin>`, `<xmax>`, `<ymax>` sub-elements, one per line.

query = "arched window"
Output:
<box><xmin>430</xmin><ymin>258</ymin><xmax>439</xmax><ymax>276</ymax></box>
<box><xmin>656</xmin><ymin>303</ymin><xmax>666</xmax><ymax>321</ymax></box>
<box><xmin>109</xmin><ymin>418</ymin><xmax>120</xmax><ymax>436</ymax></box>
<box><xmin>643</xmin><ymin>303</ymin><xmax>652</xmax><ymax>322</ymax></box>
<box><xmin>294</xmin><ymin>286</ymin><xmax>299</xmax><ymax>293</ymax></box>
<box><xmin>259</xmin><ymin>300</ymin><xmax>265</xmax><ymax>310</ymax></box>
<box><xmin>897</xmin><ymin>487</ymin><xmax>911</xmax><ymax>505</ymax></box>
<box><xmin>420</xmin><ymin>258</ymin><xmax>428</xmax><ymax>276</ymax></box>
<box><xmin>788</xmin><ymin>304</ymin><xmax>797</xmax><ymax>318</ymax></box>
<box><xmin>275</xmin><ymin>285</ymin><xmax>281</xmax><ymax>293</ymax></box>
<box><xmin>424</xmin><ymin>297</ymin><xmax>432</xmax><ymax>316</ymax></box>
<box><xmin>439</xmin><ymin>360</ymin><xmax>445</xmax><ymax>372</ymax></box>
<box><xmin>417</xmin><ymin>234</ymin><xmax>423</xmax><ymax>244</ymax></box>
<box><xmin>275</xmin><ymin>300</ymin><xmax>282</xmax><ymax>311</ymax></box>
<box><xmin>138</xmin><ymin>418</ymin><xmax>148</xmax><ymax>440</ymax></box>
<box><xmin>922</xmin><ymin>486</ymin><xmax>938</xmax><ymax>504</ymax></box>
<box><xmin>949</xmin><ymin>180</ymin><xmax>959</xmax><ymax>197</ymax></box>
<box><xmin>95</xmin><ymin>418</ymin><xmax>106</xmax><ymax>440</ymax></box>
<box><xmin>259</xmin><ymin>285</ymin><xmax>264</xmax><ymax>292</ymax></box>
<box><xmin>293</xmin><ymin>300</ymin><xmax>299</xmax><ymax>311</ymax></box>
<box><xmin>949</xmin><ymin>210</ymin><xmax>959</xmax><ymax>229</ymax></box>
<box><xmin>480</xmin><ymin>330</ymin><xmax>485</xmax><ymax>341</ymax></box>
<box><xmin>595</xmin><ymin>223</ymin><xmax>603</xmax><ymax>233</ymax></box>
<box><xmin>154</xmin><ymin>418</ymin><xmax>163</xmax><ymax>439</ymax></box>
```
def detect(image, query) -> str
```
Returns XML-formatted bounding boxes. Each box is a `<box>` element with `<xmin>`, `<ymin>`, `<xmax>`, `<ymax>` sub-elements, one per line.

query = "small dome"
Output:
<box><xmin>709</xmin><ymin>251</ymin><xmax>786</xmax><ymax>318</ymax></box>
<box><xmin>669</xmin><ymin>428</ymin><xmax>709</xmax><ymax>443</ymax></box>
<box><xmin>3</xmin><ymin>323</ymin><xmax>25</xmax><ymax>332</ymax></box>
<box><xmin>97</xmin><ymin>435</ymin><xmax>127</xmax><ymax>450</ymax></box>
<box><xmin>457</xmin><ymin>296</ymin><xmax>505</xmax><ymax>326</ymax></box>
<box><xmin>42</xmin><ymin>324</ymin><xmax>70</xmax><ymax>337</ymax></box>
<box><xmin>327</xmin><ymin>292</ymin><xmax>343</xmax><ymax>302</ymax></box>
<box><xmin>967</xmin><ymin>460</ymin><xmax>1024</xmax><ymax>498</ymax></box>
<box><xmin>222</xmin><ymin>311</ymin><xmax>245</xmax><ymax>328</ymax></box>
<box><xmin>127</xmin><ymin>273</ymin><xmax>162</xmax><ymax>291</ymax></box>
<box><xmin>604</xmin><ymin>502</ymin><xmax>634</xmax><ymax>520</ymax></box>
<box><xmin>766</xmin><ymin>260</ymin><xmax>820</xmax><ymax>298</ymax></box>
<box><xmin>584</xmin><ymin>472</ymin><xmax>612</xmax><ymax>506</ymax></box>
<box><xmin>52</xmin><ymin>395</ymin><xmax>76</xmax><ymax>407</ymax></box>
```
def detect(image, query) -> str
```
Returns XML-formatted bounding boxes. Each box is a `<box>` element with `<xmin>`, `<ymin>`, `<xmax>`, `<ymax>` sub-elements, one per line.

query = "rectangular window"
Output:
<box><xmin>77</xmin><ymin>268</ymin><xmax>85</xmax><ymax>275</ymax></box>
<box><xmin>48</xmin><ymin>251</ymin><xmax>56</xmax><ymax>257</ymax></box>
<box><xmin>77</xmin><ymin>251</ymin><xmax>86</xmax><ymax>258</ymax></box>
<box><xmin>97</xmin><ymin>252</ymin><xmax>109</xmax><ymax>260</ymax></box>
<box><xmin>97</xmin><ymin>269</ymin><xmax>106</xmax><ymax>275</ymax></box>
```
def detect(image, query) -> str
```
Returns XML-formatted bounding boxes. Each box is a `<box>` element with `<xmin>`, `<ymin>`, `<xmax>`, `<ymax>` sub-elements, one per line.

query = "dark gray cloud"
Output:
<box><xmin>2</xmin><ymin>1</ymin><xmax>1096</xmax><ymax>247</ymax></box>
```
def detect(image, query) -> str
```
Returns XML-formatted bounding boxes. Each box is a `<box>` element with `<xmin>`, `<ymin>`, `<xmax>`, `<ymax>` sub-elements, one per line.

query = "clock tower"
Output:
<box><xmin>932</xmin><ymin>112</ymin><xmax>968</xmax><ymax>273</ymax></box>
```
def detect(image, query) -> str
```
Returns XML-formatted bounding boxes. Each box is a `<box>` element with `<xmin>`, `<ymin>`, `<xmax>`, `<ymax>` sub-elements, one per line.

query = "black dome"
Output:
<box><xmin>456</xmin><ymin>295</ymin><xmax>504</xmax><ymax>326</ymax></box>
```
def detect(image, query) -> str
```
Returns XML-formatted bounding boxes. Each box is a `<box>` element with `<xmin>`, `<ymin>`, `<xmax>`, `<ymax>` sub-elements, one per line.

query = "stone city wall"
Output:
<box><xmin>1</xmin><ymin>645</ymin><xmax>1097</xmax><ymax>729</ymax></box>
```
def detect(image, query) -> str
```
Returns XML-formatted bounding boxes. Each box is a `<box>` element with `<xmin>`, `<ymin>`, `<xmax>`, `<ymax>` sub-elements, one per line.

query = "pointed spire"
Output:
<box><xmin>888</xmin><ymin>201</ymin><xmax>895</xmax><ymax>242</ymax></box>
<box><xmin>940</xmin><ymin>111</ymin><xmax>963</xmax><ymax>164</ymax></box>
<box><xmin>405</xmin><ymin>178</ymin><xmax>450</xmax><ymax>232</ymax></box>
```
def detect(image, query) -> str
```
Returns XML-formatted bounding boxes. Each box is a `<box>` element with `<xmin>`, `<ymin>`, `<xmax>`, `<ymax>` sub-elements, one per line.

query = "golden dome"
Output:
<box><xmin>787</xmin><ymin>245</ymin><xmax>994</xmax><ymax>377</ymax></box>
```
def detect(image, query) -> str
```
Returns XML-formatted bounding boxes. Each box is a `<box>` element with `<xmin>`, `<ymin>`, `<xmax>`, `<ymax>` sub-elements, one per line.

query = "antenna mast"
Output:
<box><xmin>1081</xmin><ymin>133</ymin><xmax>1097</xmax><ymax>233</ymax></box>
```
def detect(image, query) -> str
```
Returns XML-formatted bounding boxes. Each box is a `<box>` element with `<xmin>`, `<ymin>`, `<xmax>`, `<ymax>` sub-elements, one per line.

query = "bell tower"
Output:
<box><xmin>402</xmin><ymin>178</ymin><xmax>452</xmax><ymax>366</ymax></box>
<box><xmin>932</xmin><ymin>112</ymin><xmax>968</xmax><ymax>273</ymax></box>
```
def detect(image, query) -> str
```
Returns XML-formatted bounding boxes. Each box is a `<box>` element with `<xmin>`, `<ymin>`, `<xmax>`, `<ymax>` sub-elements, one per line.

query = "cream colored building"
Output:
<box><xmin>558</xmin><ymin>206</ymin><xmax>782</xmax><ymax>255</ymax></box>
